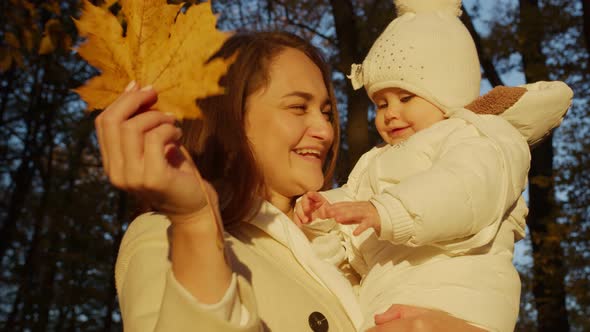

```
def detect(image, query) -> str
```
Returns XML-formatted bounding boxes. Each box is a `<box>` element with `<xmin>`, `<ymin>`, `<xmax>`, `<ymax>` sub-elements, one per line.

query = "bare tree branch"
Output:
<box><xmin>461</xmin><ymin>5</ymin><xmax>505</xmax><ymax>87</ymax></box>
<box><xmin>283</xmin><ymin>17</ymin><xmax>336</xmax><ymax>44</ymax></box>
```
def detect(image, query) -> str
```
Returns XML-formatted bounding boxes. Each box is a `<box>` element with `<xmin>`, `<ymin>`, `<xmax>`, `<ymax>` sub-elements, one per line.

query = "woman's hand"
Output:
<box><xmin>96</xmin><ymin>82</ymin><xmax>231</xmax><ymax>303</ymax></box>
<box><xmin>367</xmin><ymin>304</ymin><xmax>486</xmax><ymax>332</ymax></box>
<box><xmin>95</xmin><ymin>81</ymin><xmax>215</xmax><ymax>223</ymax></box>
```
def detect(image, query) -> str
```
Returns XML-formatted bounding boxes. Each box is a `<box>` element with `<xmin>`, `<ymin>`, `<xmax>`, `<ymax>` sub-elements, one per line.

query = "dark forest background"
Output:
<box><xmin>0</xmin><ymin>0</ymin><xmax>588</xmax><ymax>331</ymax></box>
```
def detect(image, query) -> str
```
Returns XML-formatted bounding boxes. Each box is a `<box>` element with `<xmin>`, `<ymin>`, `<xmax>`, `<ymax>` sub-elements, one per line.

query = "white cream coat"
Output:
<box><xmin>115</xmin><ymin>203</ymin><xmax>365</xmax><ymax>332</ymax></box>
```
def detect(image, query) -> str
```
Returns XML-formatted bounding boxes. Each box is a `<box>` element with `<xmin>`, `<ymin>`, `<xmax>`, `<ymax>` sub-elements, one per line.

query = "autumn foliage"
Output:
<box><xmin>74</xmin><ymin>0</ymin><xmax>233</xmax><ymax>119</ymax></box>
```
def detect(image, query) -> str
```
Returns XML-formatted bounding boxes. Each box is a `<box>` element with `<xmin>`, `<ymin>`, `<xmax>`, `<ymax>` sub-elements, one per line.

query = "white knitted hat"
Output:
<box><xmin>348</xmin><ymin>0</ymin><xmax>481</xmax><ymax>115</ymax></box>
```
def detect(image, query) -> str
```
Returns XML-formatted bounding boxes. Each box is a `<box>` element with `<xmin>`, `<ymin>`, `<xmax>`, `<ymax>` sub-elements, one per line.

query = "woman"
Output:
<box><xmin>96</xmin><ymin>32</ymin><xmax>485</xmax><ymax>331</ymax></box>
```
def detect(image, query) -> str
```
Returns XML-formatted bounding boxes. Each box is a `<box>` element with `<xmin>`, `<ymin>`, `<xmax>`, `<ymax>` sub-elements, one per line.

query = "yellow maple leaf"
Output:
<box><xmin>74</xmin><ymin>0</ymin><xmax>232</xmax><ymax>119</ymax></box>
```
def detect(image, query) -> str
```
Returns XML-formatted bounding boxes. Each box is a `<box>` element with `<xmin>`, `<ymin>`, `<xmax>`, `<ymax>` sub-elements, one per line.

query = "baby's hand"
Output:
<box><xmin>327</xmin><ymin>201</ymin><xmax>381</xmax><ymax>236</ymax></box>
<box><xmin>293</xmin><ymin>191</ymin><xmax>331</xmax><ymax>227</ymax></box>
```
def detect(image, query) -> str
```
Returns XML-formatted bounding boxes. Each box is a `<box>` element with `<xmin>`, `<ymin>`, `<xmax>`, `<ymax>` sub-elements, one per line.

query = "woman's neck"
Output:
<box><xmin>268</xmin><ymin>191</ymin><xmax>294</xmax><ymax>220</ymax></box>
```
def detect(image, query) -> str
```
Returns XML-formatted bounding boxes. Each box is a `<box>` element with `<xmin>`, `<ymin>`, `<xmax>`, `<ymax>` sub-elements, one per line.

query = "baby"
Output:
<box><xmin>295</xmin><ymin>1</ymin><xmax>572</xmax><ymax>331</ymax></box>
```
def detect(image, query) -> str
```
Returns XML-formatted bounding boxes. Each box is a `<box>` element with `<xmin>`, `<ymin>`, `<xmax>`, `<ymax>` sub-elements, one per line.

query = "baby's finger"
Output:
<box><xmin>307</xmin><ymin>191</ymin><xmax>323</xmax><ymax>203</ymax></box>
<box><xmin>326</xmin><ymin>204</ymin><xmax>360</xmax><ymax>223</ymax></box>
<box><xmin>353</xmin><ymin>223</ymin><xmax>371</xmax><ymax>236</ymax></box>
<box><xmin>310</xmin><ymin>192</ymin><xmax>328</xmax><ymax>209</ymax></box>
<box><xmin>294</xmin><ymin>202</ymin><xmax>308</xmax><ymax>225</ymax></box>
<box><xmin>301</xmin><ymin>194</ymin><xmax>312</xmax><ymax>215</ymax></box>
<box><xmin>331</xmin><ymin>212</ymin><xmax>362</xmax><ymax>225</ymax></box>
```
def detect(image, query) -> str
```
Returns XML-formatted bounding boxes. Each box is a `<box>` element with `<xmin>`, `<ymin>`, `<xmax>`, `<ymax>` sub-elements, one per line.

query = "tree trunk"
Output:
<box><xmin>581</xmin><ymin>0</ymin><xmax>590</xmax><ymax>68</ymax></box>
<box><xmin>35</xmin><ymin>114</ymin><xmax>94</xmax><ymax>331</ymax></box>
<box><xmin>0</xmin><ymin>157</ymin><xmax>34</xmax><ymax>259</ymax></box>
<box><xmin>518</xmin><ymin>1</ymin><xmax>570</xmax><ymax>331</ymax></box>
<box><xmin>328</xmin><ymin>0</ymin><xmax>371</xmax><ymax>178</ymax></box>
<box><xmin>0</xmin><ymin>68</ymin><xmax>15</xmax><ymax>125</ymax></box>
<box><xmin>104</xmin><ymin>191</ymin><xmax>128</xmax><ymax>331</ymax></box>
<box><xmin>0</xmin><ymin>63</ymin><xmax>44</xmax><ymax>260</ymax></box>
<box><xmin>33</xmin><ymin>109</ymin><xmax>58</xmax><ymax>332</ymax></box>
<box><xmin>3</xmin><ymin>288</ymin><xmax>23</xmax><ymax>331</ymax></box>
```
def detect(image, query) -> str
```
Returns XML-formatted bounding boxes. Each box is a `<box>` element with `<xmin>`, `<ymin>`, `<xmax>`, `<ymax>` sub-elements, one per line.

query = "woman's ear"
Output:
<box><xmin>466</xmin><ymin>81</ymin><xmax>573</xmax><ymax>148</ymax></box>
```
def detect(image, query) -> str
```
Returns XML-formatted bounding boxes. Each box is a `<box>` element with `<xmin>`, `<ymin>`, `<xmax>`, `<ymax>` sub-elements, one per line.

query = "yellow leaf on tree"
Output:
<box><xmin>100</xmin><ymin>0</ymin><xmax>118</xmax><ymax>10</ymax></box>
<box><xmin>4</xmin><ymin>32</ymin><xmax>20</xmax><ymax>49</ymax></box>
<box><xmin>42</xmin><ymin>0</ymin><xmax>62</xmax><ymax>16</ymax></box>
<box><xmin>22</xmin><ymin>28</ymin><xmax>35</xmax><ymax>52</ymax></box>
<box><xmin>39</xmin><ymin>19</ymin><xmax>62</xmax><ymax>55</ymax></box>
<box><xmin>74</xmin><ymin>0</ymin><xmax>232</xmax><ymax>119</ymax></box>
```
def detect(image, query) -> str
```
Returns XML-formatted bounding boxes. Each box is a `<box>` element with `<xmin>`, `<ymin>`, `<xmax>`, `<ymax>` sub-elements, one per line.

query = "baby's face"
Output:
<box><xmin>372</xmin><ymin>88</ymin><xmax>444</xmax><ymax>145</ymax></box>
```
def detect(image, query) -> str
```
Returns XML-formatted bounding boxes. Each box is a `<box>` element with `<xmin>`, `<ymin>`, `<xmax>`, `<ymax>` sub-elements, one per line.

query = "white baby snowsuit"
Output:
<box><xmin>304</xmin><ymin>81</ymin><xmax>573</xmax><ymax>332</ymax></box>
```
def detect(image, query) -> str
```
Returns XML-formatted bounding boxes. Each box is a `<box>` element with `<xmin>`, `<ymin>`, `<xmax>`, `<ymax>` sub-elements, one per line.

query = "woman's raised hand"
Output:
<box><xmin>97</xmin><ymin>82</ymin><xmax>230</xmax><ymax>302</ymax></box>
<box><xmin>94</xmin><ymin>81</ymin><xmax>217</xmax><ymax>224</ymax></box>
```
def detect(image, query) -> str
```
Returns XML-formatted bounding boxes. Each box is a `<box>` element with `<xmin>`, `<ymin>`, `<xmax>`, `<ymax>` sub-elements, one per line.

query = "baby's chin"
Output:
<box><xmin>384</xmin><ymin>136</ymin><xmax>409</xmax><ymax>145</ymax></box>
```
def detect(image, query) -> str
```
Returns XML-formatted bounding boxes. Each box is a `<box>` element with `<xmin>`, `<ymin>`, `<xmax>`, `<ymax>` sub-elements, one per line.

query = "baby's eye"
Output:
<box><xmin>376</xmin><ymin>102</ymin><xmax>388</xmax><ymax>110</ymax></box>
<box><xmin>400</xmin><ymin>95</ymin><xmax>415</xmax><ymax>103</ymax></box>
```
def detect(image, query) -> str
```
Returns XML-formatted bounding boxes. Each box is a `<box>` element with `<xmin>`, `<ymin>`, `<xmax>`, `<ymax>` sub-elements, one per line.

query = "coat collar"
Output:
<box><xmin>250</xmin><ymin>201</ymin><xmax>364</xmax><ymax>330</ymax></box>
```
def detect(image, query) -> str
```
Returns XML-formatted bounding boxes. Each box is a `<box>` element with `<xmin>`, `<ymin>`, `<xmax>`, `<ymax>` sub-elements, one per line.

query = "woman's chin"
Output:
<box><xmin>302</xmin><ymin>177</ymin><xmax>325</xmax><ymax>193</ymax></box>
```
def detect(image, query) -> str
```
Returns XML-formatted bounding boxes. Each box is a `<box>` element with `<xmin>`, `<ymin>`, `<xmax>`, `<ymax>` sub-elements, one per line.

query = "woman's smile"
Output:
<box><xmin>293</xmin><ymin>147</ymin><xmax>324</xmax><ymax>164</ymax></box>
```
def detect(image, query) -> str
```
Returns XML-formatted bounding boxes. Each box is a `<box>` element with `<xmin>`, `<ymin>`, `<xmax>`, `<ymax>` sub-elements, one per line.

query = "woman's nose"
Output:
<box><xmin>308</xmin><ymin>112</ymin><xmax>334</xmax><ymax>142</ymax></box>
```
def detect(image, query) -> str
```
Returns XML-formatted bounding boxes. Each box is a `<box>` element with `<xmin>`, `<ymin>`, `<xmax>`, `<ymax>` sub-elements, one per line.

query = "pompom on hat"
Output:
<box><xmin>348</xmin><ymin>0</ymin><xmax>481</xmax><ymax>115</ymax></box>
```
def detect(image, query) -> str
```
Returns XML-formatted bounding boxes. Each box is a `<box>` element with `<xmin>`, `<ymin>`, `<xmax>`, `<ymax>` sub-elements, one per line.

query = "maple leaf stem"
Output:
<box><xmin>178</xmin><ymin>145</ymin><xmax>226</xmax><ymax>252</ymax></box>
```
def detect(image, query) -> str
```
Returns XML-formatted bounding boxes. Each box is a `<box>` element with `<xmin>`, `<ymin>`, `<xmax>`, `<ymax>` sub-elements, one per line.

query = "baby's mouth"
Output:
<box><xmin>389</xmin><ymin>126</ymin><xmax>410</xmax><ymax>137</ymax></box>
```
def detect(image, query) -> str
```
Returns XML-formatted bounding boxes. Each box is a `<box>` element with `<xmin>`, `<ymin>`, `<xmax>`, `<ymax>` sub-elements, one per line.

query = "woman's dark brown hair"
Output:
<box><xmin>181</xmin><ymin>31</ymin><xmax>340</xmax><ymax>227</ymax></box>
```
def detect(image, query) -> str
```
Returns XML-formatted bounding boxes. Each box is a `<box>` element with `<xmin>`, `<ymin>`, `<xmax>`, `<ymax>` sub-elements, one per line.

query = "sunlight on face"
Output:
<box><xmin>245</xmin><ymin>48</ymin><xmax>334</xmax><ymax>211</ymax></box>
<box><xmin>373</xmin><ymin>88</ymin><xmax>445</xmax><ymax>145</ymax></box>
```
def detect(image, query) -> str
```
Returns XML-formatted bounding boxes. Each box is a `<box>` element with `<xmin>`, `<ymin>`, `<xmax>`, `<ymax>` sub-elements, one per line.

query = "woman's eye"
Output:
<box><xmin>400</xmin><ymin>95</ymin><xmax>415</xmax><ymax>103</ymax></box>
<box><xmin>290</xmin><ymin>105</ymin><xmax>306</xmax><ymax>111</ymax></box>
<box><xmin>322</xmin><ymin>110</ymin><xmax>333</xmax><ymax>121</ymax></box>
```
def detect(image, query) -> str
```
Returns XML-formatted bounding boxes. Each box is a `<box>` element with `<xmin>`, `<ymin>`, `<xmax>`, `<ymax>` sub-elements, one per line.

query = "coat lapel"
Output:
<box><xmin>251</xmin><ymin>202</ymin><xmax>364</xmax><ymax>330</ymax></box>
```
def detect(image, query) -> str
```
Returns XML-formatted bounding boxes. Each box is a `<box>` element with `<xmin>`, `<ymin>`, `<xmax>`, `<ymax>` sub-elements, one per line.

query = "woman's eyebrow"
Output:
<box><xmin>282</xmin><ymin>91</ymin><xmax>313</xmax><ymax>100</ymax></box>
<box><xmin>282</xmin><ymin>91</ymin><xmax>331</xmax><ymax>108</ymax></box>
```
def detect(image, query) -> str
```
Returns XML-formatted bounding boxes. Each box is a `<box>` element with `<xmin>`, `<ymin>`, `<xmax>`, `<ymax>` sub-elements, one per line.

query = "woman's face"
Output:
<box><xmin>245</xmin><ymin>48</ymin><xmax>334</xmax><ymax>208</ymax></box>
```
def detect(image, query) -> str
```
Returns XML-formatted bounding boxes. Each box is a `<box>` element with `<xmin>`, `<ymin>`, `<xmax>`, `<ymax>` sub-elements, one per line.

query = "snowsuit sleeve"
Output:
<box><xmin>371</xmin><ymin>120</ymin><xmax>528</xmax><ymax>250</ymax></box>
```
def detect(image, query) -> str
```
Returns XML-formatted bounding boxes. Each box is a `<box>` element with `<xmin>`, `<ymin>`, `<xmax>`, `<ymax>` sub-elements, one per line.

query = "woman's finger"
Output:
<box><xmin>95</xmin><ymin>81</ymin><xmax>139</xmax><ymax>174</ymax></box>
<box><xmin>121</xmin><ymin>110</ymin><xmax>177</xmax><ymax>189</ymax></box>
<box><xmin>101</xmin><ymin>87</ymin><xmax>158</xmax><ymax>186</ymax></box>
<box><xmin>374</xmin><ymin>308</ymin><xmax>401</xmax><ymax>325</ymax></box>
<box><xmin>94</xmin><ymin>113</ymin><xmax>109</xmax><ymax>173</ymax></box>
<box><xmin>142</xmin><ymin>123</ymin><xmax>183</xmax><ymax>191</ymax></box>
